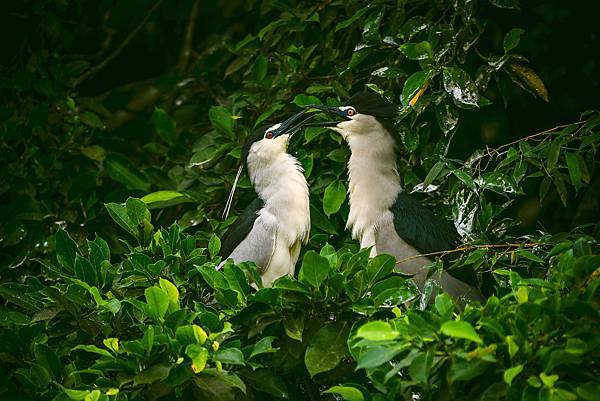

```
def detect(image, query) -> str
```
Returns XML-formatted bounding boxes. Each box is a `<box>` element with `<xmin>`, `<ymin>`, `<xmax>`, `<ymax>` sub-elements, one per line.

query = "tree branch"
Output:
<box><xmin>73</xmin><ymin>0</ymin><xmax>163</xmax><ymax>88</ymax></box>
<box><xmin>177</xmin><ymin>0</ymin><xmax>200</xmax><ymax>73</ymax></box>
<box><xmin>396</xmin><ymin>242</ymin><xmax>545</xmax><ymax>265</ymax></box>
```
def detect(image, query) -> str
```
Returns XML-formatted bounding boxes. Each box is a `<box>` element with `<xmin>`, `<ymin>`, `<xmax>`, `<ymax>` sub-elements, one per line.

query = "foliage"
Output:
<box><xmin>1</xmin><ymin>0</ymin><xmax>599</xmax><ymax>400</ymax></box>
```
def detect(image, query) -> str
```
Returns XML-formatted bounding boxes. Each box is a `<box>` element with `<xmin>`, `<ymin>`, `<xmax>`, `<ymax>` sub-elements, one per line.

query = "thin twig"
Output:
<box><xmin>73</xmin><ymin>0</ymin><xmax>163</xmax><ymax>88</ymax></box>
<box><xmin>177</xmin><ymin>0</ymin><xmax>200</xmax><ymax>72</ymax></box>
<box><xmin>396</xmin><ymin>242</ymin><xmax>545</xmax><ymax>264</ymax></box>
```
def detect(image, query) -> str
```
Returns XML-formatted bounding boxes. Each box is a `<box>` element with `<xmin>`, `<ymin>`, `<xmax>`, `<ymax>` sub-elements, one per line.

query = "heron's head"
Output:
<box><xmin>307</xmin><ymin>91</ymin><xmax>398</xmax><ymax>141</ymax></box>
<box><xmin>242</xmin><ymin>108</ymin><xmax>313</xmax><ymax>170</ymax></box>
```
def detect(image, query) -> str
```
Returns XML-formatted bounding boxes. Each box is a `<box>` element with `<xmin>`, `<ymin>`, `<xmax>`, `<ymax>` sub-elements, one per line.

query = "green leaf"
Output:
<box><xmin>133</xmin><ymin>364</ymin><xmax>171</xmax><ymax>385</ymax></box>
<box><xmin>215</xmin><ymin>348</ymin><xmax>245</xmax><ymax>365</ymax></box>
<box><xmin>141</xmin><ymin>190</ymin><xmax>191</xmax><ymax>209</ymax></box>
<box><xmin>209</xmin><ymin>106</ymin><xmax>235</xmax><ymax>137</ymax></box>
<box><xmin>440</xmin><ymin>321</ymin><xmax>482</xmax><ymax>343</ymax></box>
<box><xmin>356</xmin><ymin>345</ymin><xmax>407</xmax><ymax>369</ymax></box>
<box><xmin>74</xmin><ymin>255</ymin><xmax>96</xmax><ymax>286</ymax></box>
<box><xmin>443</xmin><ymin>66</ymin><xmax>479</xmax><ymax>107</ymax></box>
<box><xmin>402</xmin><ymin>70</ymin><xmax>431</xmax><ymax>106</ymax></box>
<box><xmin>504</xmin><ymin>364</ymin><xmax>524</xmax><ymax>385</ymax></box>
<box><xmin>249</xmin><ymin>336</ymin><xmax>278</xmax><ymax>359</ymax></box>
<box><xmin>209</xmin><ymin>234</ymin><xmax>221</xmax><ymax>258</ymax></box>
<box><xmin>503</xmin><ymin>28</ymin><xmax>525</xmax><ymax>53</ymax></box>
<box><xmin>126</xmin><ymin>197</ymin><xmax>151</xmax><ymax>226</ymax></box>
<box><xmin>79</xmin><ymin>111</ymin><xmax>105</xmax><ymax>129</ymax></box>
<box><xmin>55</xmin><ymin>229</ymin><xmax>78</xmax><ymax>273</ymax></box>
<box><xmin>409</xmin><ymin>350</ymin><xmax>434</xmax><ymax>383</ymax></box>
<box><xmin>323</xmin><ymin>180</ymin><xmax>347</xmax><ymax>216</ymax></box>
<box><xmin>453</xmin><ymin>170</ymin><xmax>476</xmax><ymax>191</ymax></box>
<box><xmin>144</xmin><ymin>287</ymin><xmax>170</xmax><ymax>320</ymax></box>
<box><xmin>105</xmin><ymin>154</ymin><xmax>151</xmax><ymax>192</ymax></box>
<box><xmin>81</xmin><ymin>145</ymin><xmax>106</xmax><ymax>162</ymax></box>
<box><xmin>293</xmin><ymin>94</ymin><xmax>321</xmax><ymax>107</ymax></box>
<box><xmin>299</xmin><ymin>251</ymin><xmax>330</xmax><ymax>288</ymax></box>
<box><xmin>565</xmin><ymin>153</ymin><xmax>582</xmax><ymax>189</ymax></box>
<box><xmin>251</xmin><ymin>55</ymin><xmax>268</xmax><ymax>80</ymax></box>
<box><xmin>305</xmin><ymin>323</ymin><xmax>348</xmax><ymax>377</ymax></box>
<box><xmin>159</xmin><ymin>278</ymin><xmax>179</xmax><ymax>305</ymax></box>
<box><xmin>399</xmin><ymin>41</ymin><xmax>433</xmax><ymax>60</ymax></box>
<box><xmin>356</xmin><ymin>321</ymin><xmax>399</xmax><ymax>341</ymax></box>
<box><xmin>423</xmin><ymin>160</ymin><xmax>445</xmax><ymax>188</ymax></box>
<box><xmin>105</xmin><ymin>203</ymin><xmax>136</xmax><ymax>236</ymax></box>
<box><xmin>186</xmin><ymin>344</ymin><xmax>209</xmax><ymax>372</ymax></box>
<box><xmin>151</xmin><ymin>108</ymin><xmax>176</xmax><ymax>144</ymax></box>
<box><xmin>324</xmin><ymin>386</ymin><xmax>365</xmax><ymax>401</ymax></box>
<box><xmin>335</xmin><ymin>6</ymin><xmax>370</xmax><ymax>31</ymax></box>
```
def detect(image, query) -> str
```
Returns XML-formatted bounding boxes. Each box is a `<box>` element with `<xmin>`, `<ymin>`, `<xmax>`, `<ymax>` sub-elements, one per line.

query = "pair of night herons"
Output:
<box><xmin>218</xmin><ymin>90</ymin><xmax>484</xmax><ymax>302</ymax></box>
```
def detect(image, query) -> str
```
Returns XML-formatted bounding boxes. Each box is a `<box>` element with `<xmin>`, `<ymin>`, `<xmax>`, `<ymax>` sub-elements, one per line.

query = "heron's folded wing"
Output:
<box><xmin>219</xmin><ymin>197</ymin><xmax>264</xmax><ymax>258</ymax></box>
<box><xmin>222</xmin><ymin>212</ymin><xmax>277</xmax><ymax>271</ymax></box>
<box><xmin>391</xmin><ymin>191</ymin><xmax>461</xmax><ymax>255</ymax></box>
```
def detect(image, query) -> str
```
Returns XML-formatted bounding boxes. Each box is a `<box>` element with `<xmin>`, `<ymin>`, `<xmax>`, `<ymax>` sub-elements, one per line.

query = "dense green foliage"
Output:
<box><xmin>1</xmin><ymin>1</ymin><xmax>599</xmax><ymax>400</ymax></box>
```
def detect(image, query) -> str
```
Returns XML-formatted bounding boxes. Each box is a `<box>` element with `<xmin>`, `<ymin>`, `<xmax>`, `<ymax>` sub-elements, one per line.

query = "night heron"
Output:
<box><xmin>218</xmin><ymin>109</ymin><xmax>313</xmax><ymax>287</ymax></box>
<box><xmin>307</xmin><ymin>91</ymin><xmax>484</xmax><ymax>301</ymax></box>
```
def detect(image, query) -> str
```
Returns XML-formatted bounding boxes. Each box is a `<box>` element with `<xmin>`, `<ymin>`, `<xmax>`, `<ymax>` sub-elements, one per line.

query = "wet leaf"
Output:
<box><xmin>507</xmin><ymin>63</ymin><xmax>549</xmax><ymax>102</ymax></box>
<box><xmin>503</xmin><ymin>28</ymin><xmax>524</xmax><ymax>53</ymax></box>
<box><xmin>443</xmin><ymin>66</ymin><xmax>479</xmax><ymax>107</ymax></box>
<box><xmin>402</xmin><ymin>70</ymin><xmax>432</xmax><ymax>107</ymax></box>
<box><xmin>399</xmin><ymin>41</ymin><xmax>433</xmax><ymax>60</ymax></box>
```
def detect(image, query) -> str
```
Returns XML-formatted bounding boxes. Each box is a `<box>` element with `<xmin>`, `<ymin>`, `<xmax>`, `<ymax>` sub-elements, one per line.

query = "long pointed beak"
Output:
<box><xmin>272</xmin><ymin>108</ymin><xmax>315</xmax><ymax>138</ymax></box>
<box><xmin>304</xmin><ymin>104</ymin><xmax>349</xmax><ymax>127</ymax></box>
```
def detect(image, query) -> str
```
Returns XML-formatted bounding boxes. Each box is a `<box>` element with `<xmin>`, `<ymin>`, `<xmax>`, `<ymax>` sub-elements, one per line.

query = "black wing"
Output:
<box><xmin>391</xmin><ymin>191</ymin><xmax>461</xmax><ymax>255</ymax></box>
<box><xmin>219</xmin><ymin>197</ymin><xmax>265</xmax><ymax>258</ymax></box>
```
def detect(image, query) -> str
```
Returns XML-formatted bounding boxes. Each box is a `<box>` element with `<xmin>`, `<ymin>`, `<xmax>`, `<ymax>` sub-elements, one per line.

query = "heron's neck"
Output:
<box><xmin>249</xmin><ymin>154</ymin><xmax>310</xmax><ymax>242</ymax></box>
<box><xmin>346</xmin><ymin>128</ymin><xmax>401</xmax><ymax>239</ymax></box>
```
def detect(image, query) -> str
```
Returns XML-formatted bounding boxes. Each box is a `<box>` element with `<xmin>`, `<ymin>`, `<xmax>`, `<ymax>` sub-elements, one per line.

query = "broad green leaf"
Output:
<box><xmin>126</xmin><ymin>197</ymin><xmax>151</xmax><ymax>226</ymax></box>
<box><xmin>159</xmin><ymin>278</ymin><xmax>179</xmax><ymax>305</ymax></box>
<box><xmin>565</xmin><ymin>153</ymin><xmax>581</xmax><ymax>189</ymax></box>
<box><xmin>74</xmin><ymin>255</ymin><xmax>96</xmax><ymax>286</ymax></box>
<box><xmin>503</xmin><ymin>28</ymin><xmax>524</xmax><ymax>53</ymax></box>
<box><xmin>335</xmin><ymin>6</ymin><xmax>370</xmax><ymax>31</ymax></box>
<box><xmin>293</xmin><ymin>94</ymin><xmax>321</xmax><ymax>107</ymax></box>
<box><xmin>151</xmin><ymin>107</ymin><xmax>176</xmax><ymax>144</ymax></box>
<box><xmin>141</xmin><ymin>190</ymin><xmax>191</xmax><ymax>209</ymax></box>
<box><xmin>186</xmin><ymin>344</ymin><xmax>209</xmax><ymax>373</ymax></box>
<box><xmin>215</xmin><ymin>348</ymin><xmax>245</xmax><ymax>365</ymax></box>
<box><xmin>453</xmin><ymin>170</ymin><xmax>476</xmax><ymax>192</ymax></box>
<box><xmin>504</xmin><ymin>364</ymin><xmax>524</xmax><ymax>385</ymax></box>
<box><xmin>402</xmin><ymin>70</ymin><xmax>431</xmax><ymax>106</ymax></box>
<box><xmin>105</xmin><ymin>154</ymin><xmax>150</xmax><ymax>192</ymax></box>
<box><xmin>443</xmin><ymin>66</ymin><xmax>479</xmax><ymax>107</ymax></box>
<box><xmin>409</xmin><ymin>350</ymin><xmax>434</xmax><ymax>383</ymax></box>
<box><xmin>81</xmin><ymin>145</ymin><xmax>106</xmax><ymax>162</ymax></box>
<box><xmin>399</xmin><ymin>41</ymin><xmax>433</xmax><ymax>60</ymax></box>
<box><xmin>304</xmin><ymin>322</ymin><xmax>348</xmax><ymax>377</ymax></box>
<box><xmin>423</xmin><ymin>160</ymin><xmax>445</xmax><ymax>188</ymax></box>
<box><xmin>209</xmin><ymin>234</ymin><xmax>221</xmax><ymax>258</ymax></box>
<box><xmin>249</xmin><ymin>336</ymin><xmax>278</xmax><ymax>359</ymax></box>
<box><xmin>324</xmin><ymin>386</ymin><xmax>365</xmax><ymax>401</ymax></box>
<box><xmin>133</xmin><ymin>364</ymin><xmax>171</xmax><ymax>385</ymax></box>
<box><xmin>105</xmin><ymin>202</ymin><xmax>136</xmax><ymax>236</ymax></box>
<box><xmin>251</xmin><ymin>55</ymin><xmax>268</xmax><ymax>80</ymax></box>
<box><xmin>356</xmin><ymin>345</ymin><xmax>407</xmax><ymax>369</ymax></box>
<box><xmin>323</xmin><ymin>180</ymin><xmax>347</xmax><ymax>216</ymax></box>
<box><xmin>298</xmin><ymin>251</ymin><xmax>330</xmax><ymax>288</ymax></box>
<box><xmin>144</xmin><ymin>287</ymin><xmax>170</xmax><ymax>320</ymax></box>
<box><xmin>440</xmin><ymin>321</ymin><xmax>482</xmax><ymax>343</ymax></box>
<box><xmin>55</xmin><ymin>229</ymin><xmax>78</xmax><ymax>273</ymax></box>
<box><xmin>209</xmin><ymin>106</ymin><xmax>235</xmax><ymax>137</ymax></box>
<box><xmin>355</xmin><ymin>321</ymin><xmax>399</xmax><ymax>341</ymax></box>
<box><xmin>79</xmin><ymin>111</ymin><xmax>104</xmax><ymax>129</ymax></box>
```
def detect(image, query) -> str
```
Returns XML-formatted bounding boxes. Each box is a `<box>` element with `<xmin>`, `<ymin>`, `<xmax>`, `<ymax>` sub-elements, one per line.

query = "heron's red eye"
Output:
<box><xmin>265</xmin><ymin>131</ymin><xmax>274</xmax><ymax>139</ymax></box>
<box><xmin>346</xmin><ymin>108</ymin><xmax>356</xmax><ymax>117</ymax></box>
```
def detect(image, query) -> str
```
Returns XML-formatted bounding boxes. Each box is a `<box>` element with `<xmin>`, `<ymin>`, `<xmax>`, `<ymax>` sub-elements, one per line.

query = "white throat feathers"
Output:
<box><xmin>246</xmin><ymin>136</ymin><xmax>311</xmax><ymax>245</ymax></box>
<box><xmin>333</xmin><ymin>114</ymin><xmax>402</xmax><ymax>240</ymax></box>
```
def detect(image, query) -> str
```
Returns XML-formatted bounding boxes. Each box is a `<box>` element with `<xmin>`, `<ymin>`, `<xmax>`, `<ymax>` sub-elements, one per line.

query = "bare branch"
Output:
<box><xmin>73</xmin><ymin>0</ymin><xmax>163</xmax><ymax>88</ymax></box>
<box><xmin>177</xmin><ymin>0</ymin><xmax>200</xmax><ymax>73</ymax></box>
